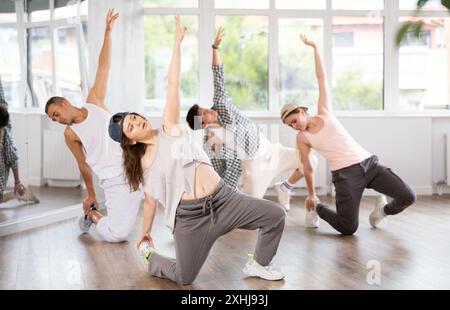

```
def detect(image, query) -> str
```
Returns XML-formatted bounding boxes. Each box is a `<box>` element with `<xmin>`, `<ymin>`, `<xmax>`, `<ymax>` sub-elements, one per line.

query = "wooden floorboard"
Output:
<box><xmin>1</xmin><ymin>195</ymin><xmax>450</xmax><ymax>290</ymax></box>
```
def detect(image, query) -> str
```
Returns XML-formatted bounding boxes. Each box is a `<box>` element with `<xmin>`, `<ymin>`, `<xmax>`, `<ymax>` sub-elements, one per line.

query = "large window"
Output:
<box><xmin>0</xmin><ymin>28</ymin><xmax>21</xmax><ymax>108</ymax></box>
<box><xmin>0</xmin><ymin>0</ymin><xmax>89</xmax><ymax>109</ymax></box>
<box><xmin>215</xmin><ymin>0</ymin><xmax>269</xmax><ymax>9</ymax></box>
<box><xmin>143</xmin><ymin>0</ymin><xmax>450</xmax><ymax>113</ymax></box>
<box><xmin>399</xmin><ymin>17</ymin><xmax>450</xmax><ymax>110</ymax></box>
<box><xmin>216</xmin><ymin>15</ymin><xmax>269</xmax><ymax>111</ymax></box>
<box><xmin>28</xmin><ymin>27</ymin><xmax>53</xmax><ymax>107</ymax></box>
<box><xmin>400</xmin><ymin>0</ymin><xmax>448</xmax><ymax>11</ymax></box>
<box><xmin>278</xmin><ymin>19</ymin><xmax>323</xmax><ymax>113</ymax></box>
<box><xmin>56</xmin><ymin>27</ymin><xmax>83</xmax><ymax>106</ymax></box>
<box><xmin>0</xmin><ymin>1</ymin><xmax>16</xmax><ymax>23</ymax></box>
<box><xmin>332</xmin><ymin>17</ymin><xmax>384</xmax><ymax>111</ymax></box>
<box><xmin>144</xmin><ymin>15</ymin><xmax>198</xmax><ymax>112</ymax></box>
<box><xmin>25</xmin><ymin>0</ymin><xmax>50</xmax><ymax>22</ymax></box>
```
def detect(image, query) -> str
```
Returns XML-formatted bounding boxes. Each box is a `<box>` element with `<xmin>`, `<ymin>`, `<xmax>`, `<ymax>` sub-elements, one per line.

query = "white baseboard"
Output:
<box><xmin>47</xmin><ymin>179</ymin><xmax>82</xmax><ymax>187</ymax></box>
<box><xmin>432</xmin><ymin>184</ymin><xmax>450</xmax><ymax>195</ymax></box>
<box><xmin>28</xmin><ymin>177</ymin><xmax>46</xmax><ymax>187</ymax></box>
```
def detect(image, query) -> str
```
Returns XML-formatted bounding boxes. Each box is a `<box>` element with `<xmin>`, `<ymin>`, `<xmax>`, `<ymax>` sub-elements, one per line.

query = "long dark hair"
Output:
<box><xmin>120</xmin><ymin>135</ymin><xmax>147</xmax><ymax>192</ymax></box>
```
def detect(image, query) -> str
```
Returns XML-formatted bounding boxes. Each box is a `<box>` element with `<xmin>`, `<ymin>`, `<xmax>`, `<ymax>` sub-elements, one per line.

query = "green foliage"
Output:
<box><xmin>219</xmin><ymin>16</ymin><xmax>269</xmax><ymax>110</ymax></box>
<box><xmin>396</xmin><ymin>0</ymin><xmax>450</xmax><ymax>46</ymax></box>
<box><xmin>144</xmin><ymin>15</ymin><xmax>198</xmax><ymax>102</ymax></box>
<box><xmin>333</xmin><ymin>69</ymin><xmax>382</xmax><ymax>110</ymax></box>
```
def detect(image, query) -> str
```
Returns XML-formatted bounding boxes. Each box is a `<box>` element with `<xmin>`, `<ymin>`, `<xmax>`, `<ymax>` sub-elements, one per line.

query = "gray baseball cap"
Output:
<box><xmin>109</xmin><ymin>112</ymin><xmax>129</xmax><ymax>143</ymax></box>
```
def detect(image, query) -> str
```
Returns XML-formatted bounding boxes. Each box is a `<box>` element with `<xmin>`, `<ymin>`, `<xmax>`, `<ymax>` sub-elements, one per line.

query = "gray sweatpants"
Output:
<box><xmin>148</xmin><ymin>180</ymin><xmax>286</xmax><ymax>285</ymax></box>
<box><xmin>317</xmin><ymin>155</ymin><xmax>416</xmax><ymax>235</ymax></box>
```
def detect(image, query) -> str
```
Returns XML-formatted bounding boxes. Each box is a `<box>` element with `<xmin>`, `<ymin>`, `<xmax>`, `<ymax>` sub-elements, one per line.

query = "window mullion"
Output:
<box><xmin>269</xmin><ymin>0</ymin><xmax>278</xmax><ymax>113</ymax></box>
<box><xmin>325</xmin><ymin>0</ymin><xmax>333</xmax><ymax>110</ymax></box>
<box><xmin>198</xmin><ymin>0</ymin><xmax>214</xmax><ymax>106</ymax></box>
<box><xmin>385</xmin><ymin>0</ymin><xmax>400</xmax><ymax>112</ymax></box>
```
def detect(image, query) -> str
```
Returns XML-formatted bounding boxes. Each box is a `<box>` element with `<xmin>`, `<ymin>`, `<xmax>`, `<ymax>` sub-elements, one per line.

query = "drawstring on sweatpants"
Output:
<box><xmin>202</xmin><ymin>194</ymin><xmax>216</xmax><ymax>224</ymax></box>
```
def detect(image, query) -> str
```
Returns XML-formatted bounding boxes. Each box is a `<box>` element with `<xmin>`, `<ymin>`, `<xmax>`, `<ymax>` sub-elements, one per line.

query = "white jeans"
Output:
<box><xmin>241</xmin><ymin>143</ymin><xmax>317</xmax><ymax>199</ymax></box>
<box><xmin>95</xmin><ymin>174</ymin><xmax>143</xmax><ymax>242</ymax></box>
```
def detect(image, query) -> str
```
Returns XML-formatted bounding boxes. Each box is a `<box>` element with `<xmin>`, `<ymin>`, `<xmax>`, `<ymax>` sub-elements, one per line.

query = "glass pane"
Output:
<box><xmin>332</xmin><ymin>17</ymin><xmax>384</xmax><ymax>111</ymax></box>
<box><xmin>144</xmin><ymin>15</ymin><xmax>198</xmax><ymax>112</ymax></box>
<box><xmin>400</xmin><ymin>0</ymin><xmax>448</xmax><ymax>11</ymax></box>
<box><xmin>276</xmin><ymin>0</ymin><xmax>326</xmax><ymax>9</ymax></box>
<box><xmin>0</xmin><ymin>28</ymin><xmax>21</xmax><ymax>109</ymax></box>
<box><xmin>279</xmin><ymin>19</ymin><xmax>323</xmax><ymax>113</ymax></box>
<box><xmin>55</xmin><ymin>0</ymin><xmax>79</xmax><ymax>19</ymax></box>
<box><xmin>26</xmin><ymin>0</ymin><xmax>50</xmax><ymax>22</ymax></box>
<box><xmin>332</xmin><ymin>0</ymin><xmax>384</xmax><ymax>10</ymax></box>
<box><xmin>0</xmin><ymin>0</ymin><xmax>17</xmax><ymax>23</ymax></box>
<box><xmin>56</xmin><ymin>27</ymin><xmax>82</xmax><ymax>106</ymax></box>
<box><xmin>215</xmin><ymin>0</ymin><xmax>269</xmax><ymax>9</ymax></box>
<box><xmin>29</xmin><ymin>27</ymin><xmax>53</xmax><ymax>108</ymax></box>
<box><xmin>215</xmin><ymin>16</ymin><xmax>269</xmax><ymax>111</ymax></box>
<box><xmin>144</xmin><ymin>0</ymin><xmax>198</xmax><ymax>8</ymax></box>
<box><xmin>80</xmin><ymin>0</ymin><xmax>88</xmax><ymax>15</ymax></box>
<box><xmin>399</xmin><ymin>17</ymin><xmax>450</xmax><ymax>110</ymax></box>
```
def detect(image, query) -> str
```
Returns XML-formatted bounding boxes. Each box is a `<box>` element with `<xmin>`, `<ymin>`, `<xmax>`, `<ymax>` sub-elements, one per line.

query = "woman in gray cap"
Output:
<box><xmin>108</xmin><ymin>16</ymin><xmax>286</xmax><ymax>285</ymax></box>
<box><xmin>280</xmin><ymin>34</ymin><xmax>416</xmax><ymax>235</ymax></box>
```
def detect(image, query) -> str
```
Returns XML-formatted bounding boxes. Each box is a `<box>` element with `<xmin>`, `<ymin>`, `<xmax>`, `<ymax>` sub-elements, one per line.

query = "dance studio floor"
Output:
<box><xmin>1</xmin><ymin>195</ymin><xmax>450</xmax><ymax>290</ymax></box>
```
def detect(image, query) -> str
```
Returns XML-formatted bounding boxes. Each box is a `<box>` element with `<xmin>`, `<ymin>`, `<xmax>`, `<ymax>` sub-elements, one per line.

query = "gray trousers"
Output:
<box><xmin>317</xmin><ymin>155</ymin><xmax>416</xmax><ymax>235</ymax></box>
<box><xmin>148</xmin><ymin>180</ymin><xmax>286</xmax><ymax>285</ymax></box>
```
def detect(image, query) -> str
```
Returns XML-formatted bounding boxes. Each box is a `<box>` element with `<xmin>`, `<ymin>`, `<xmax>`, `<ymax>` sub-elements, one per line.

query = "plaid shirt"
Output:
<box><xmin>0</xmin><ymin>76</ymin><xmax>19</xmax><ymax>192</ymax></box>
<box><xmin>203</xmin><ymin>65</ymin><xmax>260</xmax><ymax>188</ymax></box>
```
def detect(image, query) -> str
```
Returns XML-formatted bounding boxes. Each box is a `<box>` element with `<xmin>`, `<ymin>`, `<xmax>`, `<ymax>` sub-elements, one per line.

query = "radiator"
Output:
<box><xmin>447</xmin><ymin>134</ymin><xmax>450</xmax><ymax>185</ymax></box>
<box><xmin>43</xmin><ymin>130</ymin><xmax>80</xmax><ymax>181</ymax></box>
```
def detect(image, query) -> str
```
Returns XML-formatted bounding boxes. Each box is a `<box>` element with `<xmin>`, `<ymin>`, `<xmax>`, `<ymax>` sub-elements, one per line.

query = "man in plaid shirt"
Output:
<box><xmin>187</xmin><ymin>27</ymin><xmax>317</xmax><ymax>212</ymax></box>
<box><xmin>0</xmin><ymin>75</ymin><xmax>39</xmax><ymax>204</ymax></box>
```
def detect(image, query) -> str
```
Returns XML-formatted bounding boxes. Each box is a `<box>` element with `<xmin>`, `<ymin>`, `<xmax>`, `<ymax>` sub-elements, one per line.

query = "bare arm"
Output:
<box><xmin>86</xmin><ymin>9</ymin><xmax>119</xmax><ymax>109</ymax></box>
<box><xmin>64</xmin><ymin>128</ymin><xmax>98</xmax><ymax>211</ymax></box>
<box><xmin>212</xmin><ymin>26</ymin><xmax>224</xmax><ymax>66</ymax></box>
<box><xmin>300</xmin><ymin>34</ymin><xmax>330</xmax><ymax>115</ymax></box>
<box><xmin>297</xmin><ymin>133</ymin><xmax>318</xmax><ymax>210</ymax></box>
<box><xmin>136</xmin><ymin>193</ymin><xmax>157</xmax><ymax>248</ymax></box>
<box><xmin>162</xmin><ymin>16</ymin><xmax>186</xmax><ymax>135</ymax></box>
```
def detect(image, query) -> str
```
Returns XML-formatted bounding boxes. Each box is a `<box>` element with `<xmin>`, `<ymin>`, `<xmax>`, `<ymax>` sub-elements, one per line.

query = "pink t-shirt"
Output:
<box><xmin>301</xmin><ymin>114</ymin><xmax>371</xmax><ymax>171</ymax></box>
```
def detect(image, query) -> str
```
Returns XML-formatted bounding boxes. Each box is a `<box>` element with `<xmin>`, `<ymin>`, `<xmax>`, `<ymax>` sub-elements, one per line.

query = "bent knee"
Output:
<box><xmin>339</xmin><ymin>222</ymin><xmax>359</xmax><ymax>236</ymax></box>
<box><xmin>100</xmin><ymin>228</ymin><xmax>131</xmax><ymax>243</ymax></box>
<box><xmin>401</xmin><ymin>190</ymin><xmax>416</xmax><ymax>207</ymax></box>
<box><xmin>178</xmin><ymin>274</ymin><xmax>196</xmax><ymax>285</ymax></box>
<box><xmin>268</xmin><ymin>203</ymin><xmax>287</xmax><ymax>223</ymax></box>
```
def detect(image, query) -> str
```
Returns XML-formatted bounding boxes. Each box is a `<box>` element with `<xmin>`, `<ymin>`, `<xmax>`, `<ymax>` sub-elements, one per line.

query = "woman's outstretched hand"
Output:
<box><xmin>300</xmin><ymin>33</ymin><xmax>316</xmax><ymax>48</ymax></box>
<box><xmin>105</xmin><ymin>8</ymin><xmax>119</xmax><ymax>32</ymax></box>
<box><xmin>175</xmin><ymin>15</ymin><xmax>187</xmax><ymax>44</ymax></box>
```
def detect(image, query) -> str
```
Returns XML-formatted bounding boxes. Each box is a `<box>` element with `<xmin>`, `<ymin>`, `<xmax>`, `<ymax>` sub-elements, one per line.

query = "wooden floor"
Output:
<box><xmin>1</xmin><ymin>195</ymin><xmax>450</xmax><ymax>290</ymax></box>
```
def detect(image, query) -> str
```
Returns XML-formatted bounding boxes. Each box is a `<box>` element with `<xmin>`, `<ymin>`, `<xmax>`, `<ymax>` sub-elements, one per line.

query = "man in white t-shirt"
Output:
<box><xmin>44</xmin><ymin>9</ymin><xmax>143</xmax><ymax>242</ymax></box>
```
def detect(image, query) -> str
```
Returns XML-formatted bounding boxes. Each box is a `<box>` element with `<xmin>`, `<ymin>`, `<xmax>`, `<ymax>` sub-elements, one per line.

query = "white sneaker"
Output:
<box><xmin>369</xmin><ymin>195</ymin><xmax>388</xmax><ymax>228</ymax></box>
<box><xmin>304</xmin><ymin>199</ymin><xmax>320</xmax><ymax>228</ymax></box>
<box><xmin>274</xmin><ymin>182</ymin><xmax>290</xmax><ymax>211</ymax></box>
<box><xmin>16</xmin><ymin>188</ymin><xmax>40</xmax><ymax>203</ymax></box>
<box><xmin>242</xmin><ymin>255</ymin><xmax>284</xmax><ymax>281</ymax></box>
<box><xmin>138</xmin><ymin>241</ymin><xmax>155</xmax><ymax>270</ymax></box>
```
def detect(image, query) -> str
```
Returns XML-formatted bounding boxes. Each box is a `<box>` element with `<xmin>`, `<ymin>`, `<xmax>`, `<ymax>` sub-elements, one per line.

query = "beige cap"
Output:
<box><xmin>280</xmin><ymin>103</ymin><xmax>308</xmax><ymax>122</ymax></box>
